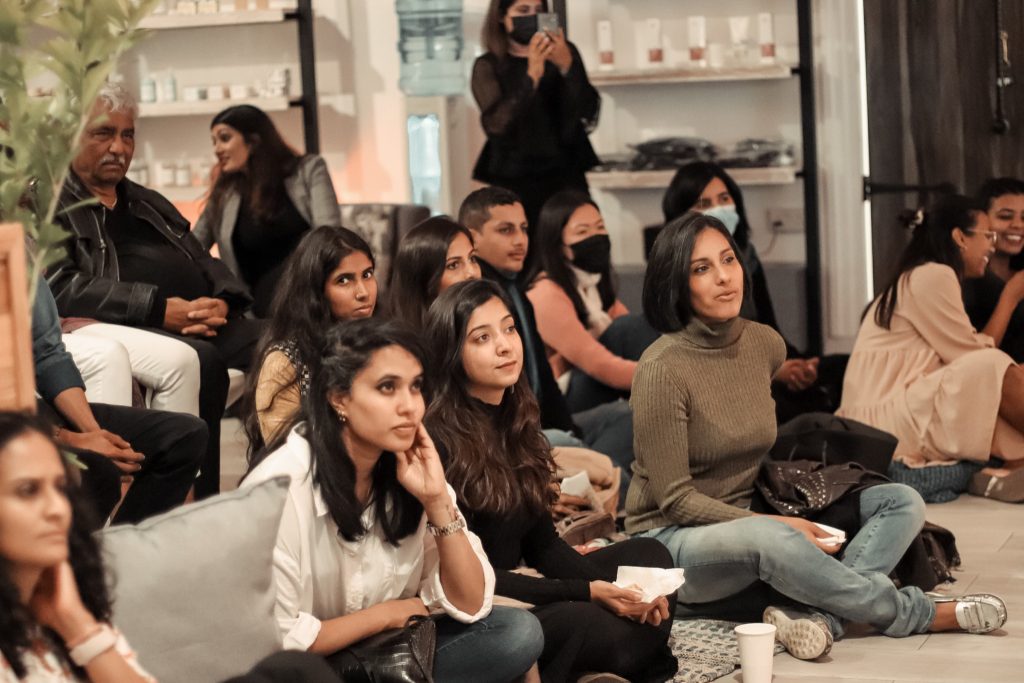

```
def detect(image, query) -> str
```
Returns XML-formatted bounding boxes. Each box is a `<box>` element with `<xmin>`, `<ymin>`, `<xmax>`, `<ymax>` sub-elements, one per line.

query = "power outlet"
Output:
<box><xmin>766</xmin><ymin>208</ymin><xmax>805</xmax><ymax>234</ymax></box>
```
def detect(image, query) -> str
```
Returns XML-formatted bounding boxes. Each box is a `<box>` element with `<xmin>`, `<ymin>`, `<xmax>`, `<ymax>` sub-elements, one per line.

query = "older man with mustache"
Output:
<box><xmin>46</xmin><ymin>82</ymin><xmax>264</xmax><ymax>499</ymax></box>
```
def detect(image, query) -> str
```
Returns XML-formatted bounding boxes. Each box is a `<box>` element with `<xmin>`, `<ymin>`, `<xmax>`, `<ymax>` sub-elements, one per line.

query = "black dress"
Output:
<box><xmin>433</xmin><ymin>406</ymin><xmax>677</xmax><ymax>683</ymax></box>
<box><xmin>232</xmin><ymin>190</ymin><xmax>310</xmax><ymax>317</ymax></box>
<box><xmin>471</xmin><ymin>42</ymin><xmax>600</xmax><ymax>246</ymax></box>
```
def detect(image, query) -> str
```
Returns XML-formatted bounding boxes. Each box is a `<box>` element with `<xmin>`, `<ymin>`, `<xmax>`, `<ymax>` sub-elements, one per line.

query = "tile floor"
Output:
<box><xmin>220</xmin><ymin>420</ymin><xmax>1023</xmax><ymax>682</ymax></box>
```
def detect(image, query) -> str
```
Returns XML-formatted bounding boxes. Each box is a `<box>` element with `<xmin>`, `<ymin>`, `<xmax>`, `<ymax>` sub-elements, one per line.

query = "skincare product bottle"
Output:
<box><xmin>646</xmin><ymin>18</ymin><xmax>664</xmax><ymax>66</ymax></box>
<box><xmin>758</xmin><ymin>13</ymin><xmax>776</xmax><ymax>64</ymax></box>
<box><xmin>728</xmin><ymin>16</ymin><xmax>750</xmax><ymax>66</ymax></box>
<box><xmin>597</xmin><ymin>20</ymin><xmax>614</xmax><ymax>71</ymax></box>
<box><xmin>159</xmin><ymin>71</ymin><xmax>177</xmax><ymax>103</ymax></box>
<box><xmin>688</xmin><ymin>16</ymin><xmax>707</xmax><ymax>67</ymax></box>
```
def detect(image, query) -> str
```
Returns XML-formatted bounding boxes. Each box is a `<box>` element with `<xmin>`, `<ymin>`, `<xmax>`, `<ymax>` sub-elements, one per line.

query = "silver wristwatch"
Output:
<box><xmin>427</xmin><ymin>515</ymin><xmax>466</xmax><ymax>537</ymax></box>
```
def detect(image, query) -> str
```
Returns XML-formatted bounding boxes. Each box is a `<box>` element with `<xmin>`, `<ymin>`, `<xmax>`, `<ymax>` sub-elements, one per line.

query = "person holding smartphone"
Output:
<box><xmin>472</xmin><ymin>0</ymin><xmax>601</xmax><ymax>271</ymax></box>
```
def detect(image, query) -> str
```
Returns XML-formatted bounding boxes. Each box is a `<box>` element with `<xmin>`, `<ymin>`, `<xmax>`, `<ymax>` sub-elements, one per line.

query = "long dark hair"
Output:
<box><xmin>385</xmin><ymin>216</ymin><xmax>475</xmax><ymax>331</ymax></box>
<box><xmin>643</xmin><ymin>211</ymin><xmax>747</xmax><ymax>333</ymax></box>
<box><xmin>526</xmin><ymin>190</ymin><xmax>616</xmax><ymax>327</ymax></box>
<box><xmin>205</xmin><ymin>105</ymin><xmax>301</xmax><ymax>222</ymax></box>
<box><xmin>242</xmin><ymin>226</ymin><xmax>375</xmax><ymax>457</ymax></box>
<box><xmin>481</xmin><ymin>0</ymin><xmax>549</xmax><ymax>59</ymax></box>
<box><xmin>250</xmin><ymin>320</ymin><xmax>426</xmax><ymax>545</ymax></box>
<box><xmin>662</xmin><ymin>161</ymin><xmax>752</xmax><ymax>249</ymax></box>
<box><xmin>0</xmin><ymin>413</ymin><xmax>109</xmax><ymax>679</ymax></box>
<box><xmin>423</xmin><ymin>280</ymin><xmax>555</xmax><ymax>516</ymax></box>
<box><xmin>872</xmin><ymin>194</ymin><xmax>987</xmax><ymax>330</ymax></box>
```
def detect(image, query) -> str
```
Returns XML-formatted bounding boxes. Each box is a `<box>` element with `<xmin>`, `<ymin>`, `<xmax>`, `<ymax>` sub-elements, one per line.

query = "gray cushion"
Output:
<box><xmin>100</xmin><ymin>476</ymin><xmax>290</xmax><ymax>683</ymax></box>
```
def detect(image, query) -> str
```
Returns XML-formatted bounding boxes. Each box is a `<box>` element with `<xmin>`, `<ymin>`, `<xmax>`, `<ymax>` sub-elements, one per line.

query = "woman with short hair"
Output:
<box><xmin>630</xmin><ymin>210</ymin><xmax>1007</xmax><ymax>660</ymax></box>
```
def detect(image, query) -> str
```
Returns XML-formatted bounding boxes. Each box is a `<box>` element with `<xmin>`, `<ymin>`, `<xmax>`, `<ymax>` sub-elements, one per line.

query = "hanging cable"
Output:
<box><xmin>993</xmin><ymin>0</ymin><xmax>1012</xmax><ymax>133</ymax></box>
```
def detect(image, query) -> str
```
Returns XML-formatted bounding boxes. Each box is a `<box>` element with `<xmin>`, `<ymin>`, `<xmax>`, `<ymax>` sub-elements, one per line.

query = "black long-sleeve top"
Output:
<box><xmin>431</xmin><ymin>407</ymin><xmax>609</xmax><ymax>606</ymax></box>
<box><xmin>471</xmin><ymin>43</ymin><xmax>601</xmax><ymax>183</ymax></box>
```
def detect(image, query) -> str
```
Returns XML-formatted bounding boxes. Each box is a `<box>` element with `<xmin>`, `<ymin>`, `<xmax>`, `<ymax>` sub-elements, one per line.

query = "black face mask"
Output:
<box><xmin>569</xmin><ymin>234</ymin><xmax>612</xmax><ymax>274</ymax></box>
<box><xmin>509</xmin><ymin>15</ymin><xmax>539</xmax><ymax>46</ymax></box>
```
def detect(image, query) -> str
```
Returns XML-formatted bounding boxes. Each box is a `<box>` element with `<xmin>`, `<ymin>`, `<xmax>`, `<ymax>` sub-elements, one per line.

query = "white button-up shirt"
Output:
<box><xmin>242</xmin><ymin>427</ymin><xmax>495</xmax><ymax>650</ymax></box>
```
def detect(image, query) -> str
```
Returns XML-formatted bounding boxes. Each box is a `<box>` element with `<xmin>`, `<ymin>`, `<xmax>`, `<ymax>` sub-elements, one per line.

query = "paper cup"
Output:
<box><xmin>734</xmin><ymin>623</ymin><xmax>776</xmax><ymax>683</ymax></box>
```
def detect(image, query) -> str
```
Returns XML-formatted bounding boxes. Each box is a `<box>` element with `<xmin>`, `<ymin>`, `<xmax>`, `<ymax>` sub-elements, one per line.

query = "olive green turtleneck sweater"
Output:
<box><xmin>625</xmin><ymin>316</ymin><xmax>786</xmax><ymax>534</ymax></box>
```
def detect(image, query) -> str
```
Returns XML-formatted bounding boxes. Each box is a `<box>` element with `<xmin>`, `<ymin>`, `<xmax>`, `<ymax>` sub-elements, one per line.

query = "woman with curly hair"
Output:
<box><xmin>241</xmin><ymin>226</ymin><xmax>377</xmax><ymax>453</ymax></box>
<box><xmin>0</xmin><ymin>412</ymin><xmax>154</xmax><ymax>682</ymax></box>
<box><xmin>424</xmin><ymin>280</ymin><xmax>677</xmax><ymax>683</ymax></box>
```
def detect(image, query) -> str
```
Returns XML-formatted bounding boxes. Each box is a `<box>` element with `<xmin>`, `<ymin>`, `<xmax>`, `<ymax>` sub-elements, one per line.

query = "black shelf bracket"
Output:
<box><xmin>295</xmin><ymin>0</ymin><xmax>319</xmax><ymax>154</ymax></box>
<box><xmin>796</xmin><ymin>0</ymin><xmax>822</xmax><ymax>356</ymax></box>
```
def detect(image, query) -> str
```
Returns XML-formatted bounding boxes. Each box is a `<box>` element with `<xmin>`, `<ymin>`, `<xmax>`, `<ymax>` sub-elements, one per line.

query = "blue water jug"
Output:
<box><xmin>395</xmin><ymin>0</ymin><xmax>465</xmax><ymax>96</ymax></box>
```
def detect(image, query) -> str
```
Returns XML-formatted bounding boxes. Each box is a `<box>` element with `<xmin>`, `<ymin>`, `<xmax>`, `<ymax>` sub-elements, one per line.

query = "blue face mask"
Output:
<box><xmin>703</xmin><ymin>204</ymin><xmax>741</xmax><ymax>235</ymax></box>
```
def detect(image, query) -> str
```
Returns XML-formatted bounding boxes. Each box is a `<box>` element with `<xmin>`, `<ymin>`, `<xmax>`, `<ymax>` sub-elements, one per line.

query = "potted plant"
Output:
<box><xmin>0</xmin><ymin>0</ymin><xmax>157</xmax><ymax>410</ymax></box>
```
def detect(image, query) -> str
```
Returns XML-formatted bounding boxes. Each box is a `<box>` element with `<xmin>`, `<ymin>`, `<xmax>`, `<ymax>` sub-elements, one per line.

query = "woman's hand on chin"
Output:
<box><xmin>396</xmin><ymin>423</ymin><xmax>449</xmax><ymax>507</ymax></box>
<box><xmin>30</xmin><ymin>561</ymin><xmax>99</xmax><ymax>644</ymax></box>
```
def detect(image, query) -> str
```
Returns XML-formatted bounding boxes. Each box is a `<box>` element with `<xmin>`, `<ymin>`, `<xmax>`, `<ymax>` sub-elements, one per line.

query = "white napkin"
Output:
<box><xmin>813</xmin><ymin>522</ymin><xmax>847</xmax><ymax>546</ymax></box>
<box><xmin>560</xmin><ymin>470</ymin><xmax>592</xmax><ymax>497</ymax></box>
<box><xmin>613</xmin><ymin>566</ymin><xmax>686</xmax><ymax>603</ymax></box>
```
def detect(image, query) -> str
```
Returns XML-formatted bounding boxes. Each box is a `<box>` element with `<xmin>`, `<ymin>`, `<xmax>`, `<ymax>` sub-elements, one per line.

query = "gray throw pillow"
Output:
<box><xmin>99</xmin><ymin>475</ymin><xmax>290</xmax><ymax>683</ymax></box>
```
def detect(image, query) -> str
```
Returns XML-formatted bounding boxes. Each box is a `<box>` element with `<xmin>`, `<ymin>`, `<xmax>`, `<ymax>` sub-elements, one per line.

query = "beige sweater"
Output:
<box><xmin>625</xmin><ymin>317</ymin><xmax>786</xmax><ymax>534</ymax></box>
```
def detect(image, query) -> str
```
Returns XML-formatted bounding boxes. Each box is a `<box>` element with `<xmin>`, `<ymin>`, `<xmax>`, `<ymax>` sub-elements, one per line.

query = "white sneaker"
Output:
<box><xmin>763</xmin><ymin>606</ymin><xmax>833</xmax><ymax>660</ymax></box>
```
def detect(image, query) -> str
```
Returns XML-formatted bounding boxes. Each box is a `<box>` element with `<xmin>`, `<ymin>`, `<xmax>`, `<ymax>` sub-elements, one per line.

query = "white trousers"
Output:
<box><xmin>63</xmin><ymin>324</ymin><xmax>201</xmax><ymax>416</ymax></box>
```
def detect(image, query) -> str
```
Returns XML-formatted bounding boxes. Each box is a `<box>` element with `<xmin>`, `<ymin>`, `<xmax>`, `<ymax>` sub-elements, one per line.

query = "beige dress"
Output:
<box><xmin>838</xmin><ymin>263</ymin><xmax>1024</xmax><ymax>465</ymax></box>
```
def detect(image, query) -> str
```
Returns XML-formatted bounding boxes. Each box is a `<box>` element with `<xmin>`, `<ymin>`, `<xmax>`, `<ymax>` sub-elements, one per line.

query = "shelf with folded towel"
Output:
<box><xmin>586</xmin><ymin>165</ymin><xmax>797</xmax><ymax>190</ymax></box>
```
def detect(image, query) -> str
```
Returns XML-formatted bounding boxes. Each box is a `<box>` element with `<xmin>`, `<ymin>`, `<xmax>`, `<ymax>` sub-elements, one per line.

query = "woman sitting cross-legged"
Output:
<box><xmin>838</xmin><ymin>195</ymin><xmax>1024</xmax><ymax>500</ymax></box>
<box><xmin>241</xmin><ymin>319</ymin><xmax>543</xmax><ymax>682</ymax></box>
<box><xmin>243</xmin><ymin>225</ymin><xmax>378</xmax><ymax>452</ymax></box>
<box><xmin>525</xmin><ymin>191</ymin><xmax>659</xmax><ymax>414</ymax></box>
<box><xmin>424</xmin><ymin>279</ymin><xmax>678</xmax><ymax>683</ymax></box>
<box><xmin>628</xmin><ymin>211</ymin><xmax>1007</xmax><ymax>661</ymax></box>
<box><xmin>385</xmin><ymin>216</ymin><xmax>623</xmax><ymax>515</ymax></box>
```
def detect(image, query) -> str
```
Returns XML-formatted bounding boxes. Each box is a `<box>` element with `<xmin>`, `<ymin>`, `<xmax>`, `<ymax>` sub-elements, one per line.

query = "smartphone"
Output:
<box><xmin>537</xmin><ymin>12</ymin><xmax>560</xmax><ymax>34</ymax></box>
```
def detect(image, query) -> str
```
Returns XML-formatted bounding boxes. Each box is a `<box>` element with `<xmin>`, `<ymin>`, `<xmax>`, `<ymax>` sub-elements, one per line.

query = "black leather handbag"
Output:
<box><xmin>328</xmin><ymin>615</ymin><xmax>436</xmax><ymax>683</ymax></box>
<box><xmin>771</xmin><ymin>413</ymin><xmax>898</xmax><ymax>475</ymax></box>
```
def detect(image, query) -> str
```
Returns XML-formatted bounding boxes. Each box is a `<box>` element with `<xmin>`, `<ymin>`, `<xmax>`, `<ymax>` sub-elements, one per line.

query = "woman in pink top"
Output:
<box><xmin>838</xmin><ymin>195</ymin><xmax>1024</xmax><ymax>500</ymax></box>
<box><xmin>525</xmin><ymin>191</ymin><xmax>658</xmax><ymax>412</ymax></box>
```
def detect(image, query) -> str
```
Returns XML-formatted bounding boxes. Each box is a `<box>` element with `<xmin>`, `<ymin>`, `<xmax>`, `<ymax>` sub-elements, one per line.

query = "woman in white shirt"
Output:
<box><xmin>243</xmin><ymin>318</ymin><xmax>544</xmax><ymax>681</ymax></box>
<box><xmin>0</xmin><ymin>413</ymin><xmax>154</xmax><ymax>683</ymax></box>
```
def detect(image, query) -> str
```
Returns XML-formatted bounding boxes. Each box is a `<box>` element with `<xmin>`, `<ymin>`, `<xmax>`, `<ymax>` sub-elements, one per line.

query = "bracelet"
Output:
<box><xmin>68</xmin><ymin>624</ymin><xmax>117</xmax><ymax>667</ymax></box>
<box><xmin>427</xmin><ymin>515</ymin><xmax>466</xmax><ymax>537</ymax></box>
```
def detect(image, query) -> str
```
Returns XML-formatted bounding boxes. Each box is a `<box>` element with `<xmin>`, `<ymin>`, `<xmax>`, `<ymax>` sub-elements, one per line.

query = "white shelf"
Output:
<box><xmin>588</xmin><ymin>64</ymin><xmax>793</xmax><ymax>87</ymax></box>
<box><xmin>586</xmin><ymin>166</ymin><xmax>797</xmax><ymax>190</ymax></box>
<box><xmin>138</xmin><ymin>96</ymin><xmax>293</xmax><ymax>118</ymax></box>
<box><xmin>139</xmin><ymin>9</ymin><xmax>290</xmax><ymax>30</ymax></box>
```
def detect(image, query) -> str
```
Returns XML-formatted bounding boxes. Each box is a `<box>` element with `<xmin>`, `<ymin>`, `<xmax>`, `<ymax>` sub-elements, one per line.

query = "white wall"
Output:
<box><xmin>121</xmin><ymin>0</ymin><xmax>871</xmax><ymax>352</ymax></box>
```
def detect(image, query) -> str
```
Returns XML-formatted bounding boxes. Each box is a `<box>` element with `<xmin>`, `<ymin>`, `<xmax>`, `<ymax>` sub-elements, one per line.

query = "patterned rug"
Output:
<box><xmin>668</xmin><ymin>619</ymin><xmax>785</xmax><ymax>683</ymax></box>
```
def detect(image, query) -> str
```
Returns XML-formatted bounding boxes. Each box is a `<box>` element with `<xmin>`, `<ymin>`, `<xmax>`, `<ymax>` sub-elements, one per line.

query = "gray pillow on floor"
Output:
<box><xmin>99</xmin><ymin>475</ymin><xmax>290</xmax><ymax>683</ymax></box>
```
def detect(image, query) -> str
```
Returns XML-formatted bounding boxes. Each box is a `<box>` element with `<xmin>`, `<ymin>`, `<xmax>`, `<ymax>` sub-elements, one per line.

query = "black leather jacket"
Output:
<box><xmin>46</xmin><ymin>171</ymin><xmax>252</xmax><ymax>326</ymax></box>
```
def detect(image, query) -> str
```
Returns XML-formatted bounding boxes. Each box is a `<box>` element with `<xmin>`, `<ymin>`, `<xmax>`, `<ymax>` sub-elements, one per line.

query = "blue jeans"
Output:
<box><xmin>433</xmin><ymin>606</ymin><xmax>543</xmax><ymax>683</ymax></box>
<box><xmin>639</xmin><ymin>484</ymin><xmax>934</xmax><ymax>638</ymax></box>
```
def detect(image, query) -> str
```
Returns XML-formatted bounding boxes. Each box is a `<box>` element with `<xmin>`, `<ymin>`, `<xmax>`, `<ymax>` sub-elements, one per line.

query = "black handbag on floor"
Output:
<box><xmin>328</xmin><ymin>614</ymin><xmax>436</xmax><ymax>683</ymax></box>
<box><xmin>771</xmin><ymin>413</ymin><xmax>897</xmax><ymax>475</ymax></box>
